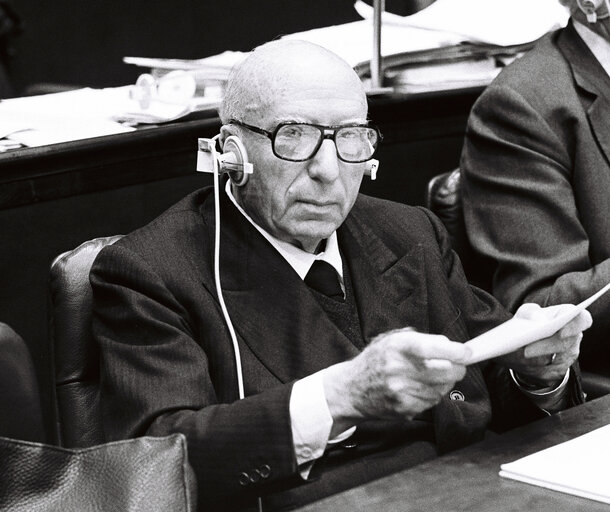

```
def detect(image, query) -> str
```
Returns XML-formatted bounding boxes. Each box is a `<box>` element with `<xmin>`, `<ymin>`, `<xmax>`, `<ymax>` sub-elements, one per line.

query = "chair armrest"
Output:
<box><xmin>581</xmin><ymin>371</ymin><xmax>610</xmax><ymax>400</ymax></box>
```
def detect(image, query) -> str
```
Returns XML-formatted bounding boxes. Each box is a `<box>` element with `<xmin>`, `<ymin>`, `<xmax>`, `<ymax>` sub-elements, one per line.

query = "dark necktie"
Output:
<box><xmin>305</xmin><ymin>260</ymin><xmax>344</xmax><ymax>301</ymax></box>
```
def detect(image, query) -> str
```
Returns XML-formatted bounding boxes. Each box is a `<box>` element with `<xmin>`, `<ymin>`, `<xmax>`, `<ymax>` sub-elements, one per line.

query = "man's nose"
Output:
<box><xmin>308</xmin><ymin>139</ymin><xmax>340</xmax><ymax>182</ymax></box>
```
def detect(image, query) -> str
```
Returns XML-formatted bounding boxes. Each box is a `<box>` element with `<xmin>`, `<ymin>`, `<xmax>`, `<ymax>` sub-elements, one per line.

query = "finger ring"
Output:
<box><xmin>548</xmin><ymin>353</ymin><xmax>557</xmax><ymax>365</ymax></box>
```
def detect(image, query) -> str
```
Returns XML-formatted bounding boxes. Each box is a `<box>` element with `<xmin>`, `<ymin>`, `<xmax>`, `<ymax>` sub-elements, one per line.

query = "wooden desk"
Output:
<box><xmin>296</xmin><ymin>395</ymin><xmax>610</xmax><ymax>511</ymax></box>
<box><xmin>0</xmin><ymin>88</ymin><xmax>481</xmax><ymax>442</ymax></box>
<box><xmin>0</xmin><ymin>87</ymin><xmax>481</xmax><ymax>210</ymax></box>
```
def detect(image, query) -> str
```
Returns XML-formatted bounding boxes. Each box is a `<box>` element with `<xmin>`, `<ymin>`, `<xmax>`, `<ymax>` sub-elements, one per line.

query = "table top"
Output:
<box><xmin>296</xmin><ymin>395</ymin><xmax>610</xmax><ymax>511</ymax></box>
<box><xmin>0</xmin><ymin>87</ymin><xmax>484</xmax><ymax>210</ymax></box>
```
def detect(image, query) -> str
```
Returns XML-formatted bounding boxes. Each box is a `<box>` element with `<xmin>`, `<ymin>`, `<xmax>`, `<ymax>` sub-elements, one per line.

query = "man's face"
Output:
<box><xmin>232</xmin><ymin>61</ymin><xmax>369</xmax><ymax>253</ymax></box>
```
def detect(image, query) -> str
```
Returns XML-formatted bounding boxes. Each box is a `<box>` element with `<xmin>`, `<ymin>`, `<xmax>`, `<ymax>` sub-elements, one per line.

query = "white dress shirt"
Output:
<box><xmin>225</xmin><ymin>182</ymin><xmax>354</xmax><ymax>477</ymax></box>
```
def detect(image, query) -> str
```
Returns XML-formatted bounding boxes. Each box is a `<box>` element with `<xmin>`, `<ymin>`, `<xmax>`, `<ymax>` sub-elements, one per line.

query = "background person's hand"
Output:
<box><xmin>322</xmin><ymin>328</ymin><xmax>471</xmax><ymax>436</ymax></box>
<box><xmin>496</xmin><ymin>303</ymin><xmax>592</xmax><ymax>388</ymax></box>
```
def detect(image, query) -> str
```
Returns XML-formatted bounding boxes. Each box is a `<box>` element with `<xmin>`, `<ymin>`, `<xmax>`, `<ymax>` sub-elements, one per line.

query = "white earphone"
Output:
<box><xmin>197</xmin><ymin>135</ymin><xmax>254</xmax><ymax>186</ymax></box>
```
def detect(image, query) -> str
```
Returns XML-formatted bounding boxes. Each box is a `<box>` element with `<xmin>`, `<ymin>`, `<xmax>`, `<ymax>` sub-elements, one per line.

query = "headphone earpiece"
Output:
<box><xmin>365</xmin><ymin>159</ymin><xmax>379</xmax><ymax>180</ymax></box>
<box><xmin>221</xmin><ymin>136</ymin><xmax>252</xmax><ymax>186</ymax></box>
<box><xmin>196</xmin><ymin>135</ymin><xmax>254</xmax><ymax>186</ymax></box>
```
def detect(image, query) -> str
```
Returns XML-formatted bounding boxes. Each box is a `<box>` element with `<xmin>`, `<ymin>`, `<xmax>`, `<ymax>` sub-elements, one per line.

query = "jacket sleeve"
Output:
<box><xmin>461</xmin><ymin>84</ymin><xmax>610</xmax><ymax>320</ymax></box>
<box><xmin>420</xmin><ymin>207</ymin><xmax>584</xmax><ymax>433</ymax></box>
<box><xmin>90</xmin><ymin>243</ymin><xmax>300</xmax><ymax>508</ymax></box>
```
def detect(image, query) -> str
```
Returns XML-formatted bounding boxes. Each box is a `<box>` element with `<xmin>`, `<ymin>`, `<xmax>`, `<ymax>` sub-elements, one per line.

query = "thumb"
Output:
<box><xmin>514</xmin><ymin>303</ymin><xmax>543</xmax><ymax>320</ymax></box>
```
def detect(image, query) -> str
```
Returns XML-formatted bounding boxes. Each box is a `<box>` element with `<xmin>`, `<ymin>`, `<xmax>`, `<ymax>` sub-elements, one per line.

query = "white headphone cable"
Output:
<box><xmin>212</xmin><ymin>152</ymin><xmax>245</xmax><ymax>400</ymax></box>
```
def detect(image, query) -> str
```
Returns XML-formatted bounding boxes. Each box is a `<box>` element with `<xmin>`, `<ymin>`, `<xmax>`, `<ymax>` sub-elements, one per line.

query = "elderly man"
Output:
<box><xmin>461</xmin><ymin>0</ymin><xmax>610</xmax><ymax>377</ymax></box>
<box><xmin>91</xmin><ymin>40</ymin><xmax>591</xmax><ymax>511</ymax></box>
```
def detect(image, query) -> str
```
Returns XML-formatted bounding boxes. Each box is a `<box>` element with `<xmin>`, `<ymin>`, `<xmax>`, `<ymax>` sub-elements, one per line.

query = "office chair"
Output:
<box><xmin>49</xmin><ymin>235</ymin><xmax>123</xmax><ymax>447</ymax></box>
<box><xmin>426</xmin><ymin>169</ymin><xmax>610</xmax><ymax>400</ymax></box>
<box><xmin>0</xmin><ymin>322</ymin><xmax>45</xmax><ymax>442</ymax></box>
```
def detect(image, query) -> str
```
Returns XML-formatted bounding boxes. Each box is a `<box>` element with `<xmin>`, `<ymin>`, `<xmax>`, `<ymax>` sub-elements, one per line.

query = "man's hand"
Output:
<box><xmin>322</xmin><ymin>328</ymin><xmax>470</xmax><ymax>436</ymax></box>
<box><xmin>496</xmin><ymin>303</ymin><xmax>593</xmax><ymax>388</ymax></box>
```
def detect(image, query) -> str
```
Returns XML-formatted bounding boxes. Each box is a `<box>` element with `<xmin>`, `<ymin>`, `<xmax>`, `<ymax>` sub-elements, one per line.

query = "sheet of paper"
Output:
<box><xmin>354</xmin><ymin>0</ymin><xmax>570</xmax><ymax>47</ymax></box>
<box><xmin>0</xmin><ymin>88</ymin><xmax>136</xmax><ymax>146</ymax></box>
<box><xmin>0</xmin><ymin>84</ymin><xmax>220</xmax><ymax>145</ymax></box>
<box><xmin>0</xmin><ymin>118</ymin><xmax>30</xmax><ymax>139</ymax></box>
<box><xmin>464</xmin><ymin>281</ymin><xmax>610</xmax><ymax>365</ymax></box>
<box><xmin>280</xmin><ymin>19</ymin><xmax>464</xmax><ymax>69</ymax></box>
<box><xmin>386</xmin><ymin>57</ymin><xmax>503</xmax><ymax>92</ymax></box>
<box><xmin>123</xmin><ymin>51</ymin><xmax>245</xmax><ymax>72</ymax></box>
<box><xmin>499</xmin><ymin>424</ymin><xmax>610</xmax><ymax>504</ymax></box>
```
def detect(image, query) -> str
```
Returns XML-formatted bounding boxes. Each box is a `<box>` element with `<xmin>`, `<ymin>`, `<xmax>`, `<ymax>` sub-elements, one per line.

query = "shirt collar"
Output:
<box><xmin>225</xmin><ymin>180</ymin><xmax>344</xmax><ymax>282</ymax></box>
<box><xmin>573</xmin><ymin>20</ymin><xmax>610</xmax><ymax>77</ymax></box>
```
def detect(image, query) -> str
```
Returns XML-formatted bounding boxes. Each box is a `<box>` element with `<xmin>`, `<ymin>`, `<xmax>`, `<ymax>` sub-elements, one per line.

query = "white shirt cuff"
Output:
<box><xmin>290</xmin><ymin>370</ymin><xmax>356</xmax><ymax>479</ymax></box>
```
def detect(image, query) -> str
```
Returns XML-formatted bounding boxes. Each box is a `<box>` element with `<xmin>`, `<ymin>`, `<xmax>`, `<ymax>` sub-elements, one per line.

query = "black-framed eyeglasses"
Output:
<box><xmin>229</xmin><ymin>119</ymin><xmax>382</xmax><ymax>163</ymax></box>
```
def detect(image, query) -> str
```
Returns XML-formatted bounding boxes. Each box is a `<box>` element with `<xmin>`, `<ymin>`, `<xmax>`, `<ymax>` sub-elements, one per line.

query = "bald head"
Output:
<box><xmin>558</xmin><ymin>0</ymin><xmax>578</xmax><ymax>12</ymax></box>
<box><xmin>219</xmin><ymin>40</ymin><xmax>367</xmax><ymax>125</ymax></box>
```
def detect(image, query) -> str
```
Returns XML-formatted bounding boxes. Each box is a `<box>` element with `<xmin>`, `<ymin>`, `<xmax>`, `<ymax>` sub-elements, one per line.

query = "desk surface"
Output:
<box><xmin>0</xmin><ymin>88</ymin><xmax>482</xmax><ymax>211</ymax></box>
<box><xmin>296</xmin><ymin>395</ymin><xmax>610</xmax><ymax>512</ymax></box>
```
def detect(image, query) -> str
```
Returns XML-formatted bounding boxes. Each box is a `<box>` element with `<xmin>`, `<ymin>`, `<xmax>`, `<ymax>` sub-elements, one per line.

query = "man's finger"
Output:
<box><xmin>558</xmin><ymin>310</ymin><xmax>592</xmax><ymax>337</ymax></box>
<box><xmin>514</xmin><ymin>302</ymin><xmax>544</xmax><ymax>319</ymax></box>
<box><xmin>524</xmin><ymin>332</ymin><xmax>583</xmax><ymax>358</ymax></box>
<box><xmin>387</xmin><ymin>332</ymin><xmax>471</xmax><ymax>363</ymax></box>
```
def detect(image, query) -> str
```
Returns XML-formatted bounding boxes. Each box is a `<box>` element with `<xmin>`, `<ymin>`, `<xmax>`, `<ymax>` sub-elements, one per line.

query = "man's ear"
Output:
<box><xmin>219</xmin><ymin>125</ymin><xmax>236</xmax><ymax>148</ymax></box>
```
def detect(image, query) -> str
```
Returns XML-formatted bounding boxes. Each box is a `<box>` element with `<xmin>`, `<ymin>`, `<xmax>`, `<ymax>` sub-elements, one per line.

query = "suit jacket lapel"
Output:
<box><xmin>559</xmin><ymin>21</ymin><xmax>610</xmax><ymax>167</ymax></box>
<box><xmin>200</xmin><ymin>188</ymin><xmax>359</xmax><ymax>384</ymax></box>
<box><xmin>587</xmin><ymin>94</ymin><xmax>610</xmax><ymax>168</ymax></box>
<box><xmin>197</xmin><ymin>190</ymin><xmax>431</xmax><ymax>385</ymax></box>
<box><xmin>339</xmin><ymin>206</ymin><xmax>429</xmax><ymax>340</ymax></box>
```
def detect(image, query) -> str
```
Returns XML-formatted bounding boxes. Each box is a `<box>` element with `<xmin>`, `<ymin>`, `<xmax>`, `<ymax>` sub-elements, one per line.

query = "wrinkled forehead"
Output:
<box><xmin>230</xmin><ymin>41</ymin><xmax>368</xmax><ymax>122</ymax></box>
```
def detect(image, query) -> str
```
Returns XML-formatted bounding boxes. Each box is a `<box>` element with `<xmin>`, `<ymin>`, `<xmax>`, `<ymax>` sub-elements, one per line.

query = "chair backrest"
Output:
<box><xmin>0</xmin><ymin>323</ymin><xmax>46</xmax><ymax>442</ymax></box>
<box><xmin>426</xmin><ymin>168</ymin><xmax>492</xmax><ymax>292</ymax></box>
<box><xmin>49</xmin><ymin>235</ymin><xmax>122</xmax><ymax>447</ymax></box>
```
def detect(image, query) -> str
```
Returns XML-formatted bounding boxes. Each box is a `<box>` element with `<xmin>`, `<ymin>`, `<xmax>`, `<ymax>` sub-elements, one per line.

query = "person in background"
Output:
<box><xmin>0</xmin><ymin>1</ymin><xmax>20</xmax><ymax>98</ymax></box>
<box><xmin>91</xmin><ymin>39</ymin><xmax>591</xmax><ymax>511</ymax></box>
<box><xmin>461</xmin><ymin>0</ymin><xmax>610</xmax><ymax>376</ymax></box>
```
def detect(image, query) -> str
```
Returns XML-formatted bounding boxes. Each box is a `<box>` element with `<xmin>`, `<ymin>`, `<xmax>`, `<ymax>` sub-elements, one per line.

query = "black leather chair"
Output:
<box><xmin>427</xmin><ymin>169</ymin><xmax>610</xmax><ymax>400</ymax></box>
<box><xmin>426</xmin><ymin>168</ymin><xmax>494</xmax><ymax>293</ymax></box>
<box><xmin>0</xmin><ymin>322</ymin><xmax>46</xmax><ymax>442</ymax></box>
<box><xmin>49</xmin><ymin>235</ymin><xmax>122</xmax><ymax>447</ymax></box>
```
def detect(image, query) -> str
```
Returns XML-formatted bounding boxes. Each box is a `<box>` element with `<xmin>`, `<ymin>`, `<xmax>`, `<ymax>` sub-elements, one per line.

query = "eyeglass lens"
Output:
<box><xmin>273</xmin><ymin>124</ymin><xmax>378</xmax><ymax>162</ymax></box>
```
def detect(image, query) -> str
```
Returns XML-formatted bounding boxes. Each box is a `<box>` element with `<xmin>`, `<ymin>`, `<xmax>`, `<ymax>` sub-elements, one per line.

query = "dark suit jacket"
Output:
<box><xmin>91</xmin><ymin>185</ymin><xmax>582</xmax><ymax>511</ymax></box>
<box><xmin>461</xmin><ymin>20</ymin><xmax>610</xmax><ymax>374</ymax></box>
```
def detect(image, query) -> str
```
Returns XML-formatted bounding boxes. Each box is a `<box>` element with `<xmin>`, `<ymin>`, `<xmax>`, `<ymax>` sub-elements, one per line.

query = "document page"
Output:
<box><xmin>499</xmin><ymin>424</ymin><xmax>610</xmax><ymax>504</ymax></box>
<box><xmin>354</xmin><ymin>0</ymin><xmax>569</xmax><ymax>47</ymax></box>
<box><xmin>464</xmin><ymin>281</ymin><xmax>610</xmax><ymax>365</ymax></box>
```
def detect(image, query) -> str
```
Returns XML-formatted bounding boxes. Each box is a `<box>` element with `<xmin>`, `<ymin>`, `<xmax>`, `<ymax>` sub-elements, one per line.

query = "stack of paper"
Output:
<box><xmin>500</xmin><ymin>424</ymin><xmax>610</xmax><ymax>504</ymax></box>
<box><xmin>355</xmin><ymin>0</ymin><xmax>570</xmax><ymax>47</ymax></box>
<box><xmin>385</xmin><ymin>58</ymin><xmax>503</xmax><ymax>93</ymax></box>
<box><xmin>120</xmin><ymin>1</ymin><xmax>570</xmax><ymax>97</ymax></box>
<box><xmin>281</xmin><ymin>19</ymin><xmax>465</xmax><ymax>70</ymax></box>
<box><xmin>0</xmin><ymin>88</ymin><xmax>136</xmax><ymax>147</ymax></box>
<box><xmin>281</xmin><ymin>0</ymin><xmax>570</xmax><ymax>92</ymax></box>
<box><xmin>0</xmin><ymin>79</ymin><xmax>227</xmax><ymax>148</ymax></box>
<box><xmin>123</xmin><ymin>51</ymin><xmax>245</xmax><ymax>83</ymax></box>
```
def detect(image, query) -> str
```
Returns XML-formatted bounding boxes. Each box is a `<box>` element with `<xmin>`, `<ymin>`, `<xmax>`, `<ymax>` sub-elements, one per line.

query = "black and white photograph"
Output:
<box><xmin>0</xmin><ymin>1</ymin><xmax>609</xmax><ymax>510</ymax></box>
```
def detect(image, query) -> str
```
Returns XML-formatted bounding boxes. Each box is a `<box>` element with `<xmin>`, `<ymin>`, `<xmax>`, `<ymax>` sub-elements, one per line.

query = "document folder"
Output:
<box><xmin>500</xmin><ymin>424</ymin><xmax>610</xmax><ymax>504</ymax></box>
